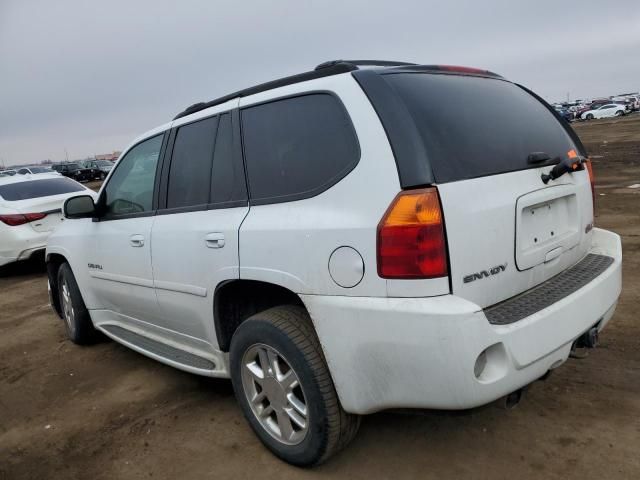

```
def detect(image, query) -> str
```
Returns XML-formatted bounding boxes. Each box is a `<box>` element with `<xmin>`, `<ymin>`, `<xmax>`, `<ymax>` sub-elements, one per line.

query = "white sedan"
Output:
<box><xmin>0</xmin><ymin>174</ymin><xmax>96</xmax><ymax>267</ymax></box>
<box><xmin>581</xmin><ymin>103</ymin><xmax>626</xmax><ymax>120</ymax></box>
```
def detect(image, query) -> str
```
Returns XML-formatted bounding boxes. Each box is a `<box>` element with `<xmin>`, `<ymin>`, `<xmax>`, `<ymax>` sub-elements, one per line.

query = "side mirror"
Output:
<box><xmin>64</xmin><ymin>195</ymin><xmax>96</xmax><ymax>219</ymax></box>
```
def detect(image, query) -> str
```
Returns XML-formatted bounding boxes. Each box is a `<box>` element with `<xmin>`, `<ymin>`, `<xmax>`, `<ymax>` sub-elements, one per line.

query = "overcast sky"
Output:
<box><xmin>1</xmin><ymin>0</ymin><xmax>639</xmax><ymax>166</ymax></box>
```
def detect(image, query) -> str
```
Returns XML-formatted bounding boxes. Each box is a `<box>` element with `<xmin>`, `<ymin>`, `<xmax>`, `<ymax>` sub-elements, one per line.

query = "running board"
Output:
<box><xmin>101</xmin><ymin>324</ymin><xmax>216</xmax><ymax>371</ymax></box>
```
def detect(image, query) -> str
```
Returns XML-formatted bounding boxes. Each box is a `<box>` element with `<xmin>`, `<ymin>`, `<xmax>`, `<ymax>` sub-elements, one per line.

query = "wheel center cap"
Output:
<box><xmin>263</xmin><ymin>376</ymin><xmax>286</xmax><ymax>408</ymax></box>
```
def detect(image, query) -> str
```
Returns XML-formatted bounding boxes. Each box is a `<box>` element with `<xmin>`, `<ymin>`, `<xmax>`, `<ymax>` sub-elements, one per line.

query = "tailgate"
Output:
<box><xmin>376</xmin><ymin>71</ymin><xmax>594</xmax><ymax>307</ymax></box>
<box><xmin>438</xmin><ymin>167</ymin><xmax>593</xmax><ymax>308</ymax></box>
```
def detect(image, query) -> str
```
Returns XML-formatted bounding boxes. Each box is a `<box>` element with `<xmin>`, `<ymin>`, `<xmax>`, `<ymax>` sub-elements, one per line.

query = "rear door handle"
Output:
<box><xmin>205</xmin><ymin>232</ymin><xmax>225</xmax><ymax>249</ymax></box>
<box><xmin>130</xmin><ymin>234</ymin><xmax>145</xmax><ymax>247</ymax></box>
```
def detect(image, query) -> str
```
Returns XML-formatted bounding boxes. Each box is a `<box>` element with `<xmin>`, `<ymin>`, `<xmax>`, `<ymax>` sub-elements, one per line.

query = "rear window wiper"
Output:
<box><xmin>540</xmin><ymin>151</ymin><xmax>586</xmax><ymax>184</ymax></box>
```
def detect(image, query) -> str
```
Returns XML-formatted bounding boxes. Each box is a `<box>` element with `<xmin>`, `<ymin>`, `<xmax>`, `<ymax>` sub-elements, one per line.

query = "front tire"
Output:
<box><xmin>586</xmin><ymin>113</ymin><xmax>594</xmax><ymax>120</ymax></box>
<box><xmin>230</xmin><ymin>305</ymin><xmax>360</xmax><ymax>466</ymax></box>
<box><xmin>615</xmin><ymin>110</ymin><xmax>624</xmax><ymax>117</ymax></box>
<box><xmin>57</xmin><ymin>263</ymin><xmax>97</xmax><ymax>344</ymax></box>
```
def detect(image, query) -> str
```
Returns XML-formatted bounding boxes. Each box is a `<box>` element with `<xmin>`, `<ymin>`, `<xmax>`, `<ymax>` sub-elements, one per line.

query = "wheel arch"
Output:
<box><xmin>213</xmin><ymin>279</ymin><xmax>306</xmax><ymax>352</ymax></box>
<box><xmin>46</xmin><ymin>252</ymin><xmax>69</xmax><ymax>318</ymax></box>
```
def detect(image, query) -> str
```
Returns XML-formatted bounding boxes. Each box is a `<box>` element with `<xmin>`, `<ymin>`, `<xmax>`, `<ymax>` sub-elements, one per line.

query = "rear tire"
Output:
<box><xmin>615</xmin><ymin>110</ymin><xmax>624</xmax><ymax>117</ymax></box>
<box><xmin>57</xmin><ymin>263</ymin><xmax>97</xmax><ymax>344</ymax></box>
<box><xmin>230</xmin><ymin>305</ymin><xmax>360</xmax><ymax>466</ymax></box>
<box><xmin>586</xmin><ymin>113</ymin><xmax>594</xmax><ymax>120</ymax></box>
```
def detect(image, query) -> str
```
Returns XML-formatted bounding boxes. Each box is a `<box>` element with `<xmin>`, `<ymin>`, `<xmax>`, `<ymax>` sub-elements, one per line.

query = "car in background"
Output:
<box><xmin>80</xmin><ymin>160</ymin><xmax>113</xmax><ymax>180</ymax></box>
<box><xmin>554</xmin><ymin>106</ymin><xmax>573</xmax><ymax>122</ymax></box>
<box><xmin>51</xmin><ymin>163</ymin><xmax>95</xmax><ymax>182</ymax></box>
<box><xmin>17</xmin><ymin>166</ymin><xmax>60</xmax><ymax>175</ymax></box>
<box><xmin>581</xmin><ymin>103</ymin><xmax>626</xmax><ymax>120</ymax></box>
<box><xmin>0</xmin><ymin>174</ymin><xmax>96</xmax><ymax>267</ymax></box>
<box><xmin>0</xmin><ymin>170</ymin><xmax>17</xmax><ymax>177</ymax></box>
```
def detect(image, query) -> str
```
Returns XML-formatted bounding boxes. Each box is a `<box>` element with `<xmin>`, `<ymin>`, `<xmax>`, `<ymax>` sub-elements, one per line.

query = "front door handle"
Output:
<box><xmin>205</xmin><ymin>232</ymin><xmax>225</xmax><ymax>249</ymax></box>
<box><xmin>130</xmin><ymin>234</ymin><xmax>145</xmax><ymax>247</ymax></box>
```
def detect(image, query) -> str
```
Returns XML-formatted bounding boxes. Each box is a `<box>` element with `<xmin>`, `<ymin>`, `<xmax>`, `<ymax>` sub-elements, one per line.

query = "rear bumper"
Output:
<box><xmin>303</xmin><ymin>228</ymin><xmax>622</xmax><ymax>414</ymax></box>
<box><xmin>0</xmin><ymin>226</ymin><xmax>48</xmax><ymax>267</ymax></box>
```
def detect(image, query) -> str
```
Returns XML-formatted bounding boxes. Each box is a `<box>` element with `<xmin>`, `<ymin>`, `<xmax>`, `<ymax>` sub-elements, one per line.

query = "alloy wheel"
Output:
<box><xmin>241</xmin><ymin>343</ymin><xmax>308</xmax><ymax>445</ymax></box>
<box><xmin>61</xmin><ymin>280</ymin><xmax>75</xmax><ymax>333</ymax></box>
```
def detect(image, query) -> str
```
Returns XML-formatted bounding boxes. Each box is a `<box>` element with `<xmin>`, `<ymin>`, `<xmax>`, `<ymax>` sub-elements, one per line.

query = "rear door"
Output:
<box><xmin>151</xmin><ymin>106</ymin><xmax>249</xmax><ymax>349</ymax></box>
<box><xmin>379</xmin><ymin>72</ymin><xmax>593</xmax><ymax>308</ymax></box>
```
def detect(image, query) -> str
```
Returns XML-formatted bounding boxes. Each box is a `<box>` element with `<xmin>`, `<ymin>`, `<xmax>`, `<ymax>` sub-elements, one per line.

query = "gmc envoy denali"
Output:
<box><xmin>46</xmin><ymin>60</ymin><xmax>622</xmax><ymax>466</ymax></box>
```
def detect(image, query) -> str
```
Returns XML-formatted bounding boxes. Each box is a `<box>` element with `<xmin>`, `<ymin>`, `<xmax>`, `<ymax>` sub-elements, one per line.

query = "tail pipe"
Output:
<box><xmin>570</xmin><ymin>325</ymin><xmax>600</xmax><ymax>359</ymax></box>
<box><xmin>498</xmin><ymin>387</ymin><xmax>526</xmax><ymax>409</ymax></box>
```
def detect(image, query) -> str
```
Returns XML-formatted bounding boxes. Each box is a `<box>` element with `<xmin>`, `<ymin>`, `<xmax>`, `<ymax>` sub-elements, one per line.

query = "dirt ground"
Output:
<box><xmin>1</xmin><ymin>116</ymin><xmax>639</xmax><ymax>480</ymax></box>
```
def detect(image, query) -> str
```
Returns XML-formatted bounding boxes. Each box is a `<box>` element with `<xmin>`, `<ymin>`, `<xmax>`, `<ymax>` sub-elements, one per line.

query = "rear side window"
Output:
<box><xmin>383</xmin><ymin>73</ymin><xmax>576</xmax><ymax>183</ymax></box>
<box><xmin>210</xmin><ymin>113</ymin><xmax>247</xmax><ymax>205</ymax></box>
<box><xmin>167</xmin><ymin>116</ymin><xmax>218</xmax><ymax>209</ymax></box>
<box><xmin>241</xmin><ymin>93</ymin><xmax>359</xmax><ymax>204</ymax></box>
<box><xmin>0</xmin><ymin>178</ymin><xmax>84</xmax><ymax>201</ymax></box>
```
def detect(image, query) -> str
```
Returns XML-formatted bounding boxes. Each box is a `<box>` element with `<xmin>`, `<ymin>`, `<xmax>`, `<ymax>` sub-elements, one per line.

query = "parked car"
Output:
<box><xmin>581</xmin><ymin>103</ymin><xmax>626</xmax><ymax>120</ymax></box>
<box><xmin>576</xmin><ymin>99</ymin><xmax>611</xmax><ymax>119</ymax></box>
<box><xmin>0</xmin><ymin>174</ymin><xmax>95</xmax><ymax>267</ymax></box>
<box><xmin>81</xmin><ymin>160</ymin><xmax>114</xmax><ymax>180</ymax></box>
<box><xmin>51</xmin><ymin>163</ymin><xmax>95</xmax><ymax>182</ymax></box>
<box><xmin>46</xmin><ymin>60</ymin><xmax>622</xmax><ymax>466</ymax></box>
<box><xmin>17</xmin><ymin>166</ymin><xmax>60</xmax><ymax>175</ymax></box>
<box><xmin>0</xmin><ymin>170</ymin><xmax>17</xmax><ymax>177</ymax></box>
<box><xmin>554</xmin><ymin>106</ymin><xmax>573</xmax><ymax>122</ymax></box>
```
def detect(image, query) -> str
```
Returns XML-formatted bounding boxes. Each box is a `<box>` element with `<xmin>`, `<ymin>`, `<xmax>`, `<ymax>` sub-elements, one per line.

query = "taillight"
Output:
<box><xmin>377</xmin><ymin>188</ymin><xmax>448</xmax><ymax>279</ymax></box>
<box><xmin>0</xmin><ymin>212</ymin><xmax>47</xmax><ymax>226</ymax></box>
<box><xmin>584</xmin><ymin>159</ymin><xmax>595</xmax><ymax>212</ymax></box>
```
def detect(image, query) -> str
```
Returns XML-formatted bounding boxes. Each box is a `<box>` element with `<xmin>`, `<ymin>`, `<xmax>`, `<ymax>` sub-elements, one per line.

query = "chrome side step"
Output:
<box><xmin>101</xmin><ymin>324</ymin><xmax>216</xmax><ymax>371</ymax></box>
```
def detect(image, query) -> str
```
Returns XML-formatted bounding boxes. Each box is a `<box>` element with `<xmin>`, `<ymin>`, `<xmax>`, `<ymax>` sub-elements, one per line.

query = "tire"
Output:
<box><xmin>615</xmin><ymin>110</ymin><xmax>624</xmax><ymax>117</ymax></box>
<box><xmin>100</xmin><ymin>172</ymin><xmax>106</xmax><ymax>180</ymax></box>
<box><xmin>230</xmin><ymin>305</ymin><xmax>360</xmax><ymax>466</ymax></box>
<box><xmin>57</xmin><ymin>263</ymin><xmax>97</xmax><ymax>344</ymax></box>
<box><xmin>586</xmin><ymin>113</ymin><xmax>594</xmax><ymax>120</ymax></box>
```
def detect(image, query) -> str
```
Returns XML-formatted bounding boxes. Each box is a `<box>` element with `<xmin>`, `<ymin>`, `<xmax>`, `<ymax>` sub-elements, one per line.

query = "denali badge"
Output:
<box><xmin>463</xmin><ymin>263</ymin><xmax>507</xmax><ymax>284</ymax></box>
<box><xmin>88</xmin><ymin>263</ymin><xmax>103</xmax><ymax>270</ymax></box>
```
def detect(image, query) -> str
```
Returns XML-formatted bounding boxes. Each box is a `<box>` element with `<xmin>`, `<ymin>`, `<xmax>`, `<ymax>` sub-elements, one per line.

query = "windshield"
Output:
<box><xmin>383</xmin><ymin>73</ymin><xmax>577</xmax><ymax>183</ymax></box>
<box><xmin>96</xmin><ymin>160</ymin><xmax>112</xmax><ymax>167</ymax></box>
<box><xmin>0</xmin><ymin>177</ymin><xmax>85</xmax><ymax>201</ymax></box>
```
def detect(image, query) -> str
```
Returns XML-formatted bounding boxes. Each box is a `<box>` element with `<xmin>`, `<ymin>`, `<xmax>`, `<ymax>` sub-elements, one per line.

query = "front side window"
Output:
<box><xmin>241</xmin><ymin>93</ymin><xmax>360</xmax><ymax>204</ymax></box>
<box><xmin>102</xmin><ymin>134</ymin><xmax>163</xmax><ymax>217</ymax></box>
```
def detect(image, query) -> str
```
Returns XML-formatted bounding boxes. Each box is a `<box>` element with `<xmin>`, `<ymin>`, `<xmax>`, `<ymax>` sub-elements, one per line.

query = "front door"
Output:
<box><xmin>87</xmin><ymin>133</ymin><xmax>164</xmax><ymax>326</ymax></box>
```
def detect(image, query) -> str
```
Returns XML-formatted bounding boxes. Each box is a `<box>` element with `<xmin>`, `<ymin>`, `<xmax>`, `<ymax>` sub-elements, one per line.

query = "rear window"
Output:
<box><xmin>241</xmin><ymin>93</ymin><xmax>360</xmax><ymax>204</ymax></box>
<box><xmin>383</xmin><ymin>73</ymin><xmax>576</xmax><ymax>183</ymax></box>
<box><xmin>0</xmin><ymin>177</ymin><xmax>84</xmax><ymax>201</ymax></box>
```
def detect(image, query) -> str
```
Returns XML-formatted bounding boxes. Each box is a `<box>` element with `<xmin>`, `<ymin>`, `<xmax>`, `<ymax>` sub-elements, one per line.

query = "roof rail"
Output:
<box><xmin>173</xmin><ymin>62</ymin><xmax>358</xmax><ymax>120</ymax></box>
<box><xmin>315</xmin><ymin>59</ymin><xmax>417</xmax><ymax>70</ymax></box>
<box><xmin>172</xmin><ymin>60</ymin><xmax>500</xmax><ymax>121</ymax></box>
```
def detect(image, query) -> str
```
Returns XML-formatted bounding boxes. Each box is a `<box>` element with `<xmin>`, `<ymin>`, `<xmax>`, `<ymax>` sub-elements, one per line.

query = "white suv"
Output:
<box><xmin>46</xmin><ymin>60</ymin><xmax>622</xmax><ymax>466</ymax></box>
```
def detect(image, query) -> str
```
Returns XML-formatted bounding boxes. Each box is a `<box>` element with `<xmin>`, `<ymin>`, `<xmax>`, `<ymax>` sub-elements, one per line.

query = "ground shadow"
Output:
<box><xmin>0</xmin><ymin>251</ymin><xmax>47</xmax><ymax>279</ymax></box>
